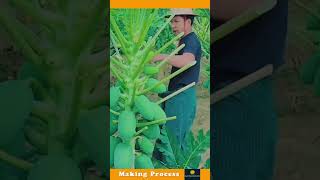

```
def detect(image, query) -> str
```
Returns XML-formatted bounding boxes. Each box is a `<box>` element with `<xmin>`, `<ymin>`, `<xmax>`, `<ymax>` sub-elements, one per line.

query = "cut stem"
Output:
<box><xmin>140</xmin><ymin>61</ymin><xmax>196</xmax><ymax>95</ymax></box>
<box><xmin>110</xmin><ymin>109</ymin><xmax>120</xmax><ymax>116</ymax></box>
<box><xmin>157</xmin><ymin>44</ymin><xmax>185</xmax><ymax>68</ymax></box>
<box><xmin>137</xmin><ymin>116</ymin><xmax>176</xmax><ymax>127</ymax></box>
<box><xmin>135</xmin><ymin>126</ymin><xmax>148</xmax><ymax>136</ymax></box>
<box><xmin>157</xmin><ymin>82</ymin><xmax>195</xmax><ymax>104</ymax></box>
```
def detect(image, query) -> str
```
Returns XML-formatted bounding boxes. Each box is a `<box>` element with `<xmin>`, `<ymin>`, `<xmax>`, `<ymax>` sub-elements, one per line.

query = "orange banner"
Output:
<box><xmin>110</xmin><ymin>0</ymin><xmax>210</xmax><ymax>9</ymax></box>
<box><xmin>110</xmin><ymin>169</ymin><xmax>211</xmax><ymax>180</ymax></box>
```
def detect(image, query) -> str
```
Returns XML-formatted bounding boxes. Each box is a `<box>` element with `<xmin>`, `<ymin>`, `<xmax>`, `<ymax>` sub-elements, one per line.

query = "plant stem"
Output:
<box><xmin>157</xmin><ymin>82</ymin><xmax>195</xmax><ymax>104</ymax></box>
<box><xmin>0</xmin><ymin>149</ymin><xmax>33</xmax><ymax>171</ymax></box>
<box><xmin>157</xmin><ymin>44</ymin><xmax>185</xmax><ymax>68</ymax></box>
<box><xmin>140</xmin><ymin>61</ymin><xmax>196</xmax><ymax>95</ymax></box>
<box><xmin>155</xmin><ymin>32</ymin><xmax>184</xmax><ymax>54</ymax></box>
<box><xmin>135</xmin><ymin>126</ymin><xmax>148</xmax><ymax>136</ymax></box>
<box><xmin>110</xmin><ymin>109</ymin><xmax>120</xmax><ymax>116</ymax></box>
<box><xmin>137</xmin><ymin>116</ymin><xmax>176</xmax><ymax>127</ymax></box>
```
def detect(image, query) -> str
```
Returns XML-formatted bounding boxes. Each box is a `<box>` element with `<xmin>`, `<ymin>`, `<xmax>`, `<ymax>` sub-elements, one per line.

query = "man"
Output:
<box><xmin>153</xmin><ymin>8</ymin><xmax>202</xmax><ymax>149</ymax></box>
<box><xmin>212</xmin><ymin>0</ymin><xmax>288</xmax><ymax>180</ymax></box>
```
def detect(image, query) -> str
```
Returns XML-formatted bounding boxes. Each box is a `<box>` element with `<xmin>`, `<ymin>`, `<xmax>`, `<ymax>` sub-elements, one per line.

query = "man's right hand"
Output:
<box><xmin>300</xmin><ymin>51</ymin><xmax>320</xmax><ymax>96</ymax></box>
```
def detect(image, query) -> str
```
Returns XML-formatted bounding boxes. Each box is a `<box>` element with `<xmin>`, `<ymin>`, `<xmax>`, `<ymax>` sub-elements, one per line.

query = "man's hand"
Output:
<box><xmin>300</xmin><ymin>52</ymin><xmax>320</xmax><ymax>96</ymax></box>
<box><xmin>153</xmin><ymin>54</ymin><xmax>168</xmax><ymax>62</ymax></box>
<box><xmin>153</xmin><ymin>53</ymin><xmax>195</xmax><ymax>68</ymax></box>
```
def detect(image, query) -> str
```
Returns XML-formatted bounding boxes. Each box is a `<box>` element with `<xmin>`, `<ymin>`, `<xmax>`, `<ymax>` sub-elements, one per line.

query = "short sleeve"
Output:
<box><xmin>182</xmin><ymin>35</ymin><xmax>201</xmax><ymax>59</ymax></box>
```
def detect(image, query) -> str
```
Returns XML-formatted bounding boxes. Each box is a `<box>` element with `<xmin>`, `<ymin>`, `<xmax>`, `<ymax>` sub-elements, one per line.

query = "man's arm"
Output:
<box><xmin>212</xmin><ymin>0</ymin><xmax>263</xmax><ymax>21</ymax></box>
<box><xmin>153</xmin><ymin>53</ymin><xmax>195</xmax><ymax>68</ymax></box>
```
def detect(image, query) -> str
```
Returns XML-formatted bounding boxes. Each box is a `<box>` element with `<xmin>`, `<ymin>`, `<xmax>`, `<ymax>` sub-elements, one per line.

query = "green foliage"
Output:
<box><xmin>155</xmin><ymin>127</ymin><xmax>178</xmax><ymax>168</ymax></box>
<box><xmin>155</xmin><ymin>128</ymin><xmax>210</xmax><ymax>169</ymax></box>
<box><xmin>193</xmin><ymin>9</ymin><xmax>210</xmax><ymax>60</ymax></box>
<box><xmin>78</xmin><ymin>106</ymin><xmax>107</xmax><ymax>172</ymax></box>
<box><xmin>301</xmin><ymin>7</ymin><xmax>320</xmax><ymax>95</ymax></box>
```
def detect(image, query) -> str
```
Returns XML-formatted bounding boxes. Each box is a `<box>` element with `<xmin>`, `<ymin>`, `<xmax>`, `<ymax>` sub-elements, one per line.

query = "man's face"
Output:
<box><xmin>170</xmin><ymin>16</ymin><xmax>187</xmax><ymax>35</ymax></box>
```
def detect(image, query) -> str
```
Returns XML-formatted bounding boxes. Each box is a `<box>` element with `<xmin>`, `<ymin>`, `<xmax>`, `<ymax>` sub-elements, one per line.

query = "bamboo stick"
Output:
<box><xmin>212</xmin><ymin>64</ymin><xmax>273</xmax><ymax>104</ymax></box>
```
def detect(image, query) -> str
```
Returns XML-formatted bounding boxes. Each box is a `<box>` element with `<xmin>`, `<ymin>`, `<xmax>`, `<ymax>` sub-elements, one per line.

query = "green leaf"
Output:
<box><xmin>307</xmin><ymin>14</ymin><xmax>320</xmax><ymax>31</ymax></box>
<box><xmin>300</xmin><ymin>51</ymin><xmax>320</xmax><ymax>84</ymax></box>
<box><xmin>0</xmin><ymin>80</ymin><xmax>33</xmax><ymax>147</ymax></box>
<box><xmin>151</xmin><ymin>158</ymin><xmax>168</xmax><ymax>169</ymax></box>
<box><xmin>166</xmin><ymin>129</ymin><xmax>210</xmax><ymax>169</ymax></box>
<box><xmin>78</xmin><ymin>106</ymin><xmax>107</xmax><ymax>173</ymax></box>
<box><xmin>154</xmin><ymin>126</ymin><xmax>178</xmax><ymax>168</ymax></box>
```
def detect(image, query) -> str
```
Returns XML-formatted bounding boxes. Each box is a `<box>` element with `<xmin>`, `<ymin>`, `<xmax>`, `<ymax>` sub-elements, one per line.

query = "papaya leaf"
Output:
<box><xmin>307</xmin><ymin>14</ymin><xmax>320</xmax><ymax>31</ymax></box>
<box><xmin>151</xmin><ymin>158</ymin><xmax>168</xmax><ymax>169</ymax></box>
<box><xmin>0</xmin><ymin>80</ymin><xmax>33</xmax><ymax>147</ymax></box>
<box><xmin>154</xmin><ymin>126</ymin><xmax>178</xmax><ymax>168</ymax></box>
<box><xmin>77</xmin><ymin>105</ymin><xmax>107</xmax><ymax>173</ymax></box>
<box><xmin>166</xmin><ymin>129</ymin><xmax>210</xmax><ymax>169</ymax></box>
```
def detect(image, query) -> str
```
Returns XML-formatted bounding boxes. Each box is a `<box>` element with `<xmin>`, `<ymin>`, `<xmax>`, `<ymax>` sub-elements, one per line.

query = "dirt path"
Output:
<box><xmin>274</xmin><ymin>0</ymin><xmax>320</xmax><ymax>179</ymax></box>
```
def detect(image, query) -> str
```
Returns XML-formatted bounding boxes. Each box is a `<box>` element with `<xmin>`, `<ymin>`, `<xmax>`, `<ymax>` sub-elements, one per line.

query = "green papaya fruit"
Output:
<box><xmin>142</xmin><ymin>125</ymin><xmax>160</xmax><ymax>140</ymax></box>
<box><xmin>110</xmin><ymin>136</ymin><xmax>120</xmax><ymax>166</ymax></box>
<box><xmin>118</xmin><ymin>110</ymin><xmax>136</xmax><ymax>140</ymax></box>
<box><xmin>151</xmin><ymin>102</ymin><xmax>166</xmax><ymax>124</ymax></box>
<box><xmin>138</xmin><ymin>136</ymin><xmax>154</xmax><ymax>155</ymax></box>
<box><xmin>134</xmin><ymin>95</ymin><xmax>154</xmax><ymax>120</ymax></box>
<box><xmin>145</xmin><ymin>78</ymin><xmax>167</xmax><ymax>93</ymax></box>
<box><xmin>135</xmin><ymin>154</ymin><xmax>154</xmax><ymax>169</ymax></box>
<box><xmin>114</xmin><ymin>143</ymin><xmax>134</xmax><ymax>168</ymax></box>
<box><xmin>144</xmin><ymin>65</ymin><xmax>159</xmax><ymax>75</ymax></box>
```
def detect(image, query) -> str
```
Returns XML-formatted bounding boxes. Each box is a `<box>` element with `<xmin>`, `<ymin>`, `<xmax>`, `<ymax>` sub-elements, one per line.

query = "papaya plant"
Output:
<box><xmin>109</xmin><ymin>9</ymin><xmax>198</xmax><ymax>169</ymax></box>
<box><xmin>0</xmin><ymin>0</ymin><xmax>108</xmax><ymax>179</ymax></box>
<box><xmin>296</xmin><ymin>0</ymin><xmax>320</xmax><ymax>95</ymax></box>
<box><xmin>193</xmin><ymin>9</ymin><xmax>210</xmax><ymax>91</ymax></box>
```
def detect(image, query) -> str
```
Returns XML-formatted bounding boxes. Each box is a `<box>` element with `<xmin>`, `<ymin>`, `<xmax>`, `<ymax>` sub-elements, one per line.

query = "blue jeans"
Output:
<box><xmin>164</xmin><ymin>87</ymin><xmax>197</xmax><ymax>149</ymax></box>
<box><xmin>212</xmin><ymin>77</ymin><xmax>277</xmax><ymax>180</ymax></box>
